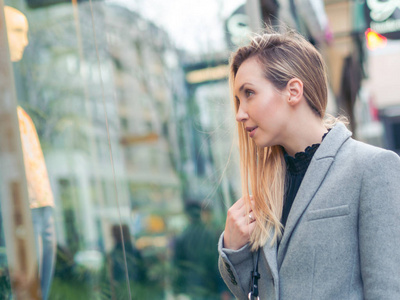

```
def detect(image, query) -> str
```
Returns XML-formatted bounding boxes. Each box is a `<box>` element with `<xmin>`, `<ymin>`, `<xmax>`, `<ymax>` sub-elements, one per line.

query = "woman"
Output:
<box><xmin>218</xmin><ymin>29</ymin><xmax>400</xmax><ymax>300</ymax></box>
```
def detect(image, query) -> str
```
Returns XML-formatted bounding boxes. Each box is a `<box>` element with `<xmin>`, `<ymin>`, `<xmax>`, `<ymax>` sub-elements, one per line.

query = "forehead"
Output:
<box><xmin>4</xmin><ymin>8</ymin><xmax>28</xmax><ymax>31</ymax></box>
<box><xmin>234</xmin><ymin>57</ymin><xmax>264</xmax><ymax>90</ymax></box>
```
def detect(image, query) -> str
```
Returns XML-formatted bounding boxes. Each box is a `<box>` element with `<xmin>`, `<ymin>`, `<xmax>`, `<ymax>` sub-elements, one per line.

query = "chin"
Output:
<box><xmin>253</xmin><ymin>138</ymin><xmax>277</xmax><ymax>149</ymax></box>
<box><xmin>253</xmin><ymin>140</ymin><xmax>269</xmax><ymax>148</ymax></box>
<box><xmin>11</xmin><ymin>54</ymin><xmax>22</xmax><ymax>62</ymax></box>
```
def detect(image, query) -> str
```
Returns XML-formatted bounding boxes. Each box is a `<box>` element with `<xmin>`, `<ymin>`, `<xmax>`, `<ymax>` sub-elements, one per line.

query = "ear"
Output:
<box><xmin>286</xmin><ymin>78</ymin><xmax>304</xmax><ymax>106</ymax></box>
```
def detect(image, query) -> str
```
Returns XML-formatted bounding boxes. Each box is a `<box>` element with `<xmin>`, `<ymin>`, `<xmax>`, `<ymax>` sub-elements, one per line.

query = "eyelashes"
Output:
<box><xmin>245</xmin><ymin>89</ymin><xmax>254</xmax><ymax>97</ymax></box>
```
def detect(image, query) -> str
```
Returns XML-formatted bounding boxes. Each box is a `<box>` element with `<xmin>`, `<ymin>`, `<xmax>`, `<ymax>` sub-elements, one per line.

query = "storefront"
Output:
<box><xmin>0</xmin><ymin>0</ymin><xmax>245</xmax><ymax>298</ymax></box>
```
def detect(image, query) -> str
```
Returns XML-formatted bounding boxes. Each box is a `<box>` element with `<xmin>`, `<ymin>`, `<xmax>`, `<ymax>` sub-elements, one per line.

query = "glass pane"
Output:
<box><xmin>1</xmin><ymin>0</ymin><xmax>246</xmax><ymax>299</ymax></box>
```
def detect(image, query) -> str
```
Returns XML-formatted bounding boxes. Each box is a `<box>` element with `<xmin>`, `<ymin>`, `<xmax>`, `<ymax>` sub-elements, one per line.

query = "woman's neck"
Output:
<box><xmin>281</xmin><ymin>115</ymin><xmax>328</xmax><ymax>157</ymax></box>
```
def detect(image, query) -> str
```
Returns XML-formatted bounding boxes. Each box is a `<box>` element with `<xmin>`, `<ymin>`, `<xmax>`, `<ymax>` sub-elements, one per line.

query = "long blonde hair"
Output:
<box><xmin>230</xmin><ymin>30</ymin><xmax>329</xmax><ymax>250</ymax></box>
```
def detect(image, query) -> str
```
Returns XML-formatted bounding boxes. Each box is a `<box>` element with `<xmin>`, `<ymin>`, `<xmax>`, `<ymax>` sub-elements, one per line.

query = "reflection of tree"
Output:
<box><xmin>173</xmin><ymin>222</ymin><xmax>220</xmax><ymax>298</ymax></box>
<box><xmin>58</xmin><ymin>178</ymin><xmax>82</xmax><ymax>256</ymax></box>
<box><xmin>0</xmin><ymin>267</ymin><xmax>12</xmax><ymax>299</ymax></box>
<box><xmin>16</xmin><ymin>41</ymin><xmax>93</xmax><ymax>155</ymax></box>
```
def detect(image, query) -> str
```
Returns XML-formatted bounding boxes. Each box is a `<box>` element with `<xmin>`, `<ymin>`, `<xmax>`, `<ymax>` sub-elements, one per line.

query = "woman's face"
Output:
<box><xmin>234</xmin><ymin>57</ymin><xmax>290</xmax><ymax>148</ymax></box>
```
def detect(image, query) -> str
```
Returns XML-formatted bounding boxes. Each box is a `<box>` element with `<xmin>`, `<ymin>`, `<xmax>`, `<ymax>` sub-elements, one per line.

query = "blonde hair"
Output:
<box><xmin>230</xmin><ymin>29</ymin><xmax>332</xmax><ymax>250</ymax></box>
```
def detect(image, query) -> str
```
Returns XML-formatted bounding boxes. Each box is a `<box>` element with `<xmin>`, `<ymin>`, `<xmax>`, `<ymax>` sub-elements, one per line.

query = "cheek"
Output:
<box><xmin>255</xmin><ymin>98</ymin><xmax>281</xmax><ymax>121</ymax></box>
<box><xmin>8</xmin><ymin>35</ymin><xmax>18</xmax><ymax>48</ymax></box>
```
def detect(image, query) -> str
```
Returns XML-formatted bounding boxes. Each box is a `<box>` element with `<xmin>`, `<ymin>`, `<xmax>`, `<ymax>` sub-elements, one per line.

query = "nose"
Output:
<box><xmin>23</xmin><ymin>33</ymin><xmax>29</xmax><ymax>47</ymax></box>
<box><xmin>235</xmin><ymin>104</ymin><xmax>248</xmax><ymax>123</ymax></box>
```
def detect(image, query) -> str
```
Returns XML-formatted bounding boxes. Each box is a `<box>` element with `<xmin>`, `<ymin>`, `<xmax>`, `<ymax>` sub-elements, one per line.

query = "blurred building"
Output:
<box><xmin>12</xmin><ymin>1</ymin><xmax>188</xmax><ymax>255</ymax></box>
<box><xmin>182</xmin><ymin>52</ymin><xmax>242</xmax><ymax>218</ymax></box>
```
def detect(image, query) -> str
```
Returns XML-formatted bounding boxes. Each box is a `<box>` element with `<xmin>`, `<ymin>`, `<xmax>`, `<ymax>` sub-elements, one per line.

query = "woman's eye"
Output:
<box><xmin>245</xmin><ymin>90</ymin><xmax>254</xmax><ymax>97</ymax></box>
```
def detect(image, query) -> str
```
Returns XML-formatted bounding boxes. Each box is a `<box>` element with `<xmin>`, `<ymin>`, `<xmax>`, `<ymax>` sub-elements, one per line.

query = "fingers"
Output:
<box><xmin>233</xmin><ymin>195</ymin><xmax>254</xmax><ymax>210</ymax></box>
<box><xmin>228</xmin><ymin>195</ymin><xmax>256</xmax><ymax>224</ymax></box>
<box><xmin>248</xmin><ymin>211</ymin><xmax>256</xmax><ymax>224</ymax></box>
<box><xmin>224</xmin><ymin>195</ymin><xmax>258</xmax><ymax>250</ymax></box>
<box><xmin>232</xmin><ymin>196</ymin><xmax>245</xmax><ymax>210</ymax></box>
<box><xmin>248</xmin><ymin>219</ymin><xmax>257</xmax><ymax>234</ymax></box>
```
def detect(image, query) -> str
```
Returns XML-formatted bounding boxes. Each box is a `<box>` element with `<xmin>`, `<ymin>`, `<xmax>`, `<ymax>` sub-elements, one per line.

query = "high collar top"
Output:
<box><xmin>284</xmin><ymin>143</ymin><xmax>321</xmax><ymax>175</ymax></box>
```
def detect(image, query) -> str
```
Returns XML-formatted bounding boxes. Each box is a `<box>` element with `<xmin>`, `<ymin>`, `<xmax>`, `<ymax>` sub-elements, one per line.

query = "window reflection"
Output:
<box><xmin>1</xmin><ymin>0</ymin><xmax>242</xmax><ymax>299</ymax></box>
<box><xmin>3</xmin><ymin>6</ymin><xmax>56</xmax><ymax>300</ymax></box>
<box><xmin>172</xmin><ymin>201</ymin><xmax>227</xmax><ymax>299</ymax></box>
<box><xmin>4</xmin><ymin>6</ymin><xmax>29</xmax><ymax>62</ymax></box>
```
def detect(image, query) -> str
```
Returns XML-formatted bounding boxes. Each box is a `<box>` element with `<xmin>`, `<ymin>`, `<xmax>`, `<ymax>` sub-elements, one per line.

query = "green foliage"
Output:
<box><xmin>0</xmin><ymin>267</ymin><xmax>12</xmax><ymax>299</ymax></box>
<box><xmin>49</xmin><ymin>278</ymin><xmax>92</xmax><ymax>300</ymax></box>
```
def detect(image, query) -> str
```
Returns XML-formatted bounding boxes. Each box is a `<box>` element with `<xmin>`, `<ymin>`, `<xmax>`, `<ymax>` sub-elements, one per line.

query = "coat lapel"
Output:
<box><xmin>262</xmin><ymin>233</ymin><xmax>279</xmax><ymax>299</ymax></box>
<box><xmin>277</xmin><ymin>123</ymin><xmax>352</xmax><ymax>267</ymax></box>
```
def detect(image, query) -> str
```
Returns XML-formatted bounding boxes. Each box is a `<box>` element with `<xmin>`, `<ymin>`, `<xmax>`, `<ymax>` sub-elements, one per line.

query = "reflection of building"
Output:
<box><xmin>182</xmin><ymin>55</ymin><xmax>241</xmax><ymax>217</ymax></box>
<box><xmin>104</xmin><ymin>4</ymin><xmax>186</xmax><ymax>244</ymax></box>
<box><xmin>17</xmin><ymin>2</ymin><xmax>123</xmax><ymax>252</ymax></box>
<box><xmin>16</xmin><ymin>2</ymin><xmax>185</xmax><ymax>253</ymax></box>
<box><xmin>1</xmin><ymin>0</ymin><xmax>244</xmax><ymax>298</ymax></box>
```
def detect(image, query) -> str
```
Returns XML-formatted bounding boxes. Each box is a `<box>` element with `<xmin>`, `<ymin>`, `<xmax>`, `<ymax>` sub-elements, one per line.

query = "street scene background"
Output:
<box><xmin>0</xmin><ymin>0</ymin><xmax>399</xmax><ymax>298</ymax></box>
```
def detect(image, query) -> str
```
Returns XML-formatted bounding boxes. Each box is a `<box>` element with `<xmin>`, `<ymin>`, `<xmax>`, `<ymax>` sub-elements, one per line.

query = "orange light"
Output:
<box><xmin>365</xmin><ymin>28</ymin><xmax>387</xmax><ymax>50</ymax></box>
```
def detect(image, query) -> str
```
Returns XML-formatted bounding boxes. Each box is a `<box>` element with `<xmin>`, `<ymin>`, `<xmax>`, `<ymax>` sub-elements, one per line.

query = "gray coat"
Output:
<box><xmin>218</xmin><ymin>123</ymin><xmax>400</xmax><ymax>300</ymax></box>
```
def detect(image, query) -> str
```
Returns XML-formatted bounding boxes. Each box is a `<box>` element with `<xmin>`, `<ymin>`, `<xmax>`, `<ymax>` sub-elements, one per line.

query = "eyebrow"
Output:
<box><xmin>238</xmin><ymin>83</ymin><xmax>246</xmax><ymax>92</ymax></box>
<box><xmin>238</xmin><ymin>82</ymin><xmax>253</xmax><ymax>92</ymax></box>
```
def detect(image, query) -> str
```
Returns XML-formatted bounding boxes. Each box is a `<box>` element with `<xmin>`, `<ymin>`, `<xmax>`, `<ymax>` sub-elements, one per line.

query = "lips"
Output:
<box><xmin>246</xmin><ymin>126</ymin><xmax>258</xmax><ymax>138</ymax></box>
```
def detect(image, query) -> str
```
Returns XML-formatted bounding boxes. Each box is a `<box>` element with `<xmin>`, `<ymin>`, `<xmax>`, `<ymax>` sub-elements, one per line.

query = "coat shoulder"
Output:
<box><xmin>343</xmin><ymin>137</ymin><xmax>399</xmax><ymax>162</ymax></box>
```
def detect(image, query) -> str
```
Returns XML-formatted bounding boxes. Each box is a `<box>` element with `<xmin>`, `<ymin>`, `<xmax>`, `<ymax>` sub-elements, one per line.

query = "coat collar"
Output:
<box><xmin>314</xmin><ymin>122</ymin><xmax>352</xmax><ymax>160</ymax></box>
<box><xmin>276</xmin><ymin>122</ymin><xmax>352</xmax><ymax>267</ymax></box>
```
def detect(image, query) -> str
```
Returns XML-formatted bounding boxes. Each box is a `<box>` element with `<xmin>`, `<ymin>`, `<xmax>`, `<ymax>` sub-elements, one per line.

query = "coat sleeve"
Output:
<box><xmin>359</xmin><ymin>150</ymin><xmax>400</xmax><ymax>299</ymax></box>
<box><xmin>218</xmin><ymin>232</ymin><xmax>254</xmax><ymax>300</ymax></box>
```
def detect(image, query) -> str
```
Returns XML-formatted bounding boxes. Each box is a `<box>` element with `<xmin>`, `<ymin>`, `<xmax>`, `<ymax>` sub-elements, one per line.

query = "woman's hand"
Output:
<box><xmin>223</xmin><ymin>196</ymin><xmax>256</xmax><ymax>250</ymax></box>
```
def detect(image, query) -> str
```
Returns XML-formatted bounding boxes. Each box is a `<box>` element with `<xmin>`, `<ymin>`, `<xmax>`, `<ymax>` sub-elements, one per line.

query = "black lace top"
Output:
<box><xmin>281</xmin><ymin>131</ymin><xmax>329</xmax><ymax>229</ymax></box>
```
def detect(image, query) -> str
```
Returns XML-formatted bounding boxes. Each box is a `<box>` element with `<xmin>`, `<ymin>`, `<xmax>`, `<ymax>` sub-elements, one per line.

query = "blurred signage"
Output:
<box><xmin>184</xmin><ymin>59</ymin><xmax>229</xmax><ymax>86</ymax></box>
<box><xmin>365</xmin><ymin>0</ymin><xmax>400</xmax><ymax>39</ymax></box>
<box><xmin>186</xmin><ymin>65</ymin><xmax>229</xmax><ymax>85</ymax></box>
<box><xmin>224</xmin><ymin>4</ymin><xmax>251</xmax><ymax>49</ymax></box>
<box><xmin>25</xmin><ymin>0</ymin><xmax>101</xmax><ymax>9</ymax></box>
<box><xmin>120</xmin><ymin>132</ymin><xmax>158</xmax><ymax>145</ymax></box>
